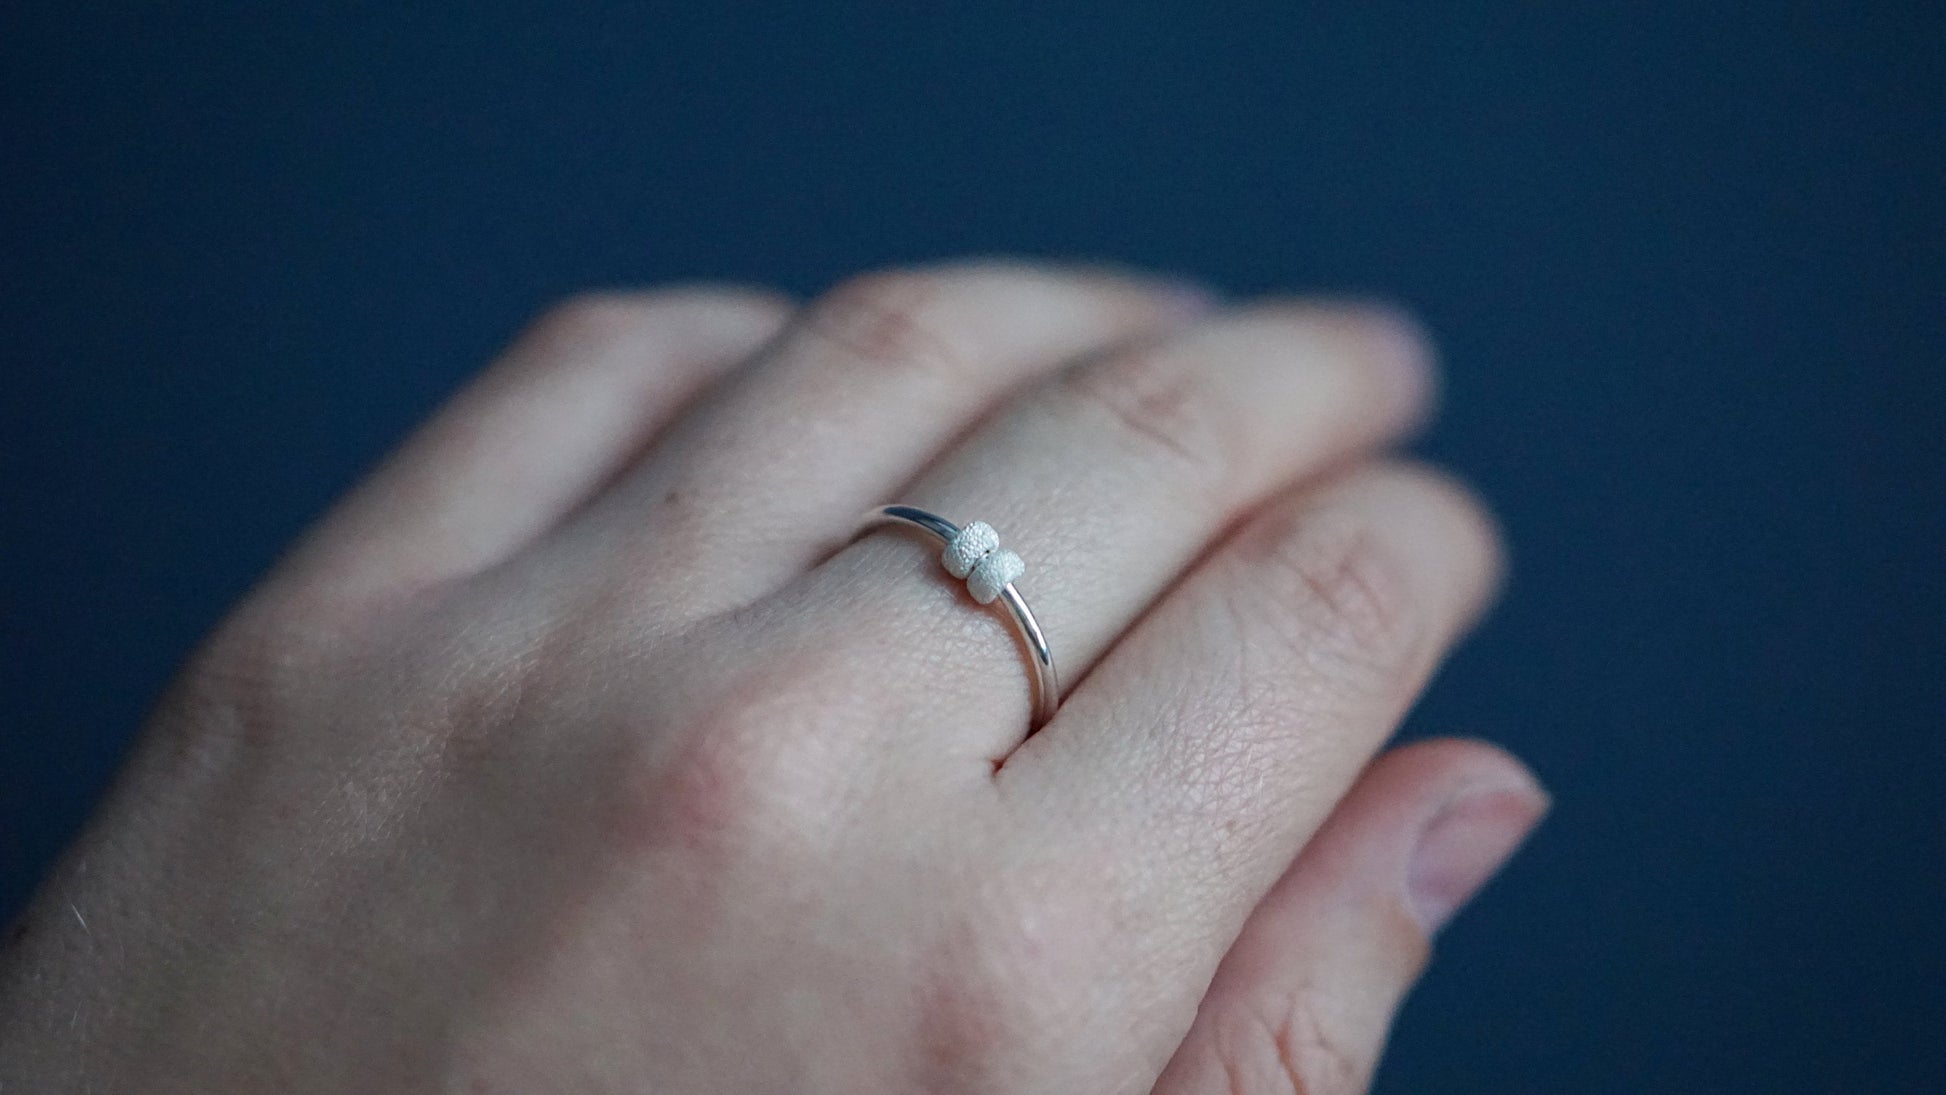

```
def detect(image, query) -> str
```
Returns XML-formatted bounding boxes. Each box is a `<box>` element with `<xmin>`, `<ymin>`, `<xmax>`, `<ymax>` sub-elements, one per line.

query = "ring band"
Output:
<box><xmin>857</xmin><ymin>504</ymin><xmax>1060</xmax><ymax>731</ymax></box>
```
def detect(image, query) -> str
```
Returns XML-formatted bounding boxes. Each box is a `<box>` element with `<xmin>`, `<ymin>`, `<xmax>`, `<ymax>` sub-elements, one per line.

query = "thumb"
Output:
<box><xmin>1150</xmin><ymin>738</ymin><xmax>1548</xmax><ymax>1095</ymax></box>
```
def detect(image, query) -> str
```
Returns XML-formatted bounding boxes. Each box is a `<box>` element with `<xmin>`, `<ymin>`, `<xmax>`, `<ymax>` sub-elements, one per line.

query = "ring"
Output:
<box><xmin>857</xmin><ymin>505</ymin><xmax>1060</xmax><ymax>731</ymax></box>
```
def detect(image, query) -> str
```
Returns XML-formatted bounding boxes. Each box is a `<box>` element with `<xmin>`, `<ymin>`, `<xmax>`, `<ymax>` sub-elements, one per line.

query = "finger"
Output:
<box><xmin>1148</xmin><ymin>738</ymin><xmax>1546</xmax><ymax>1095</ymax></box>
<box><xmin>1000</xmin><ymin>463</ymin><xmax>1505</xmax><ymax>999</ymax></box>
<box><xmin>796</xmin><ymin>301</ymin><xmax>1431</xmax><ymax>760</ymax></box>
<box><xmin>279</xmin><ymin>287</ymin><xmax>794</xmax><ymax>606</ymax></box>
<box><xmin>543</xmin><ymin>259</ymin><xmax>1212</xmax><ymax>619</ymax></box>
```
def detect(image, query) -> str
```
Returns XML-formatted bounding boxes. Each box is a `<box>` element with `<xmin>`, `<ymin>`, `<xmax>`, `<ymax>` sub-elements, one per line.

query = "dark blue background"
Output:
<box><xmin>5</xmin><ymin>4</ymin><xmax>1942</xmax><ymax>1090</ymax></box>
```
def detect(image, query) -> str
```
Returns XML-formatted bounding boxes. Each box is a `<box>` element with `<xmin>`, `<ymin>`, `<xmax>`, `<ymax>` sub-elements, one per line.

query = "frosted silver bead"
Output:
<box><xmin>942</xmin><ymin>520</ymin><xmax>1001</xmax><ymax>579</ymax></box>
<box><xmin>967</xmin><ymin>548</ymin><xmax>1025</xmax><ymax>605</ymax></box>
<box><xmin>857</xmin><ymin>505</ymin><xmax>1060</xmax><ymax>731</ymax></box>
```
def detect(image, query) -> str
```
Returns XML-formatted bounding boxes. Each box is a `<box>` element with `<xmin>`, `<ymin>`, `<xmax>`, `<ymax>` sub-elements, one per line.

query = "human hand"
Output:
<box><xmin>0</xmin><ymin>260</ymin><xmax>1546</xmax><ymax>1093</ymax></box>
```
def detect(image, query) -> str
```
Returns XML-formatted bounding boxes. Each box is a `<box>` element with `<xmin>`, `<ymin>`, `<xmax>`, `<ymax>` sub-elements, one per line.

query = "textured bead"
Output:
<box><xmin>967</xmin><ymin>548</ymin><xmax>1025</xmax><ymax>605</ymax></box>
<box><xmin>942</xmin><ymin>520</ymin><xmax>1000</xmax><ymax>579</ymax></box>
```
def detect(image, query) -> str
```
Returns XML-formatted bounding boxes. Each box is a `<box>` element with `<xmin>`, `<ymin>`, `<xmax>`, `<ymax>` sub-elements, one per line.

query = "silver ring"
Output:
<box><xmin>857</xmin><ymin>504</ymin><xmax>1060</xmax><ymax>731</ymax></box>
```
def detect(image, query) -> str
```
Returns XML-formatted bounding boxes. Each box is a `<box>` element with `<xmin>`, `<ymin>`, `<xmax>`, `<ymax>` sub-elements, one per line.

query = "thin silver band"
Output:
<box><xmin>857</xmin><ymin>504</ymin><xmax>1060</xmax><ymax>731</ymax></box>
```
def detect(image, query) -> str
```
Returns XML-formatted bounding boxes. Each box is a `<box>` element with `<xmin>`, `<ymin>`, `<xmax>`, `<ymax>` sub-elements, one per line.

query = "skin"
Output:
<box><xmin>0</xmin><ymin>259</ymin><xmax>1548</xmax><ymax>1093</ymax></box>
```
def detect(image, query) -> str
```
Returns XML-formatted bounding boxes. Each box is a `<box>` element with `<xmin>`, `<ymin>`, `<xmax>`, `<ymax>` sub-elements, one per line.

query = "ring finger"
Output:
<box><xmin>788</xmin><ymin>299</ymin><xmax>1434</xmax><ymax>761</ymax></box>
<box><xmin>535</xmin><ymin>259</ymin><xmax>1211</xmax><ymax>621</ymax></box>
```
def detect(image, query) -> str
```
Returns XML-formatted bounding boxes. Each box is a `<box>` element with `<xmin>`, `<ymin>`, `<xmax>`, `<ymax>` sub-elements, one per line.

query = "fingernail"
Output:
<box><xmin>1406</xmin><ymin>772</ymin><xmax>1549</xmax><ymax>935</ymax></box>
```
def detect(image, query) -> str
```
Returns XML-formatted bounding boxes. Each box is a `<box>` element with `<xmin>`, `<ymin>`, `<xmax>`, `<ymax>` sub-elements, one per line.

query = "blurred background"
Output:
<box><xmin>4</xmin><ymin>3</ymin><xmax>1942</xmax><ymax>1090</ymax></box>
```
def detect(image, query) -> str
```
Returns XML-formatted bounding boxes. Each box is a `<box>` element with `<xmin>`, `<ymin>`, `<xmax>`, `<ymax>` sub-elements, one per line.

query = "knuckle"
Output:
<box><xmin>604</xmin><ymin>658</ymin><xmax>847</xmax><ymax>868</ymax></box>
<box><xmin>153</xmin><ymin>598</ymin><xmax>343</xmax><ymax>769</ymax></box>
<box><xmin>523</xmin><ymin>291</ymin><xmax>665</xmax><ymax>351</ymax></box>
<box><xmin>912</xmin><ymin>871</ymin><xmax>1098</xmax><ymax>1088</ymax></box>
<box><xmin>520</xmin><ymin>287</ymin><xmax>792</xmax><ymax>358</ymax></box>
<box><xmin>1265</xmin><ymin>989</ymin><xmax>1365</xmax><ymax>1095</ymax></box>
<box><xmin>797</xmin><ymin>268</ymin><xmax>981</xmax><ymax>381</ymax></box>
<box><xmin>1206</xmin><ymin>988</ymin><xmax>1367</xmax><ymax>1095</ymax></box>
<box><xmin>1056</xmin><ymin>340</ymin><xmax>1236</xmax><ymax>487</ymax></box>
<box><xmin>484</xmin><ymin>286</ymin><xmax>793</xmax><ymax>413</ymax></box>
<box><xmin>416</xmin><ymin>616</ymin><xmax>569</xmax><ymax>775</ymax></box>
<box><xmin>1245</xmin><ymin>505</ymin><xmax>1421</xmax><ymax>681</ymax></box>
<box><xmin>641</xmin><ymin>284</ymin><xmax>799</xmax><ymax>339</ymax></box>
<box><xmin>623</xmin><ymin>724</ymin><xmax>780</xmax><ymax>862</ymax></box>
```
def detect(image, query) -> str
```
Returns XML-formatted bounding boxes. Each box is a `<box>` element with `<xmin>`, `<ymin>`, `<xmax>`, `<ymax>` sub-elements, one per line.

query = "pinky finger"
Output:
<box><xmin>1149</xmin><ymin>739</ymin><xmax>1548</xmax><ymax>1095</ymax></box>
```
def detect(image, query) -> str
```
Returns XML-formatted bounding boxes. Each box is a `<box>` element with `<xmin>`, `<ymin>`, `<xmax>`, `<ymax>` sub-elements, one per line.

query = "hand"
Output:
<box><xmin>0</xmin><ymin>259</ymin><xmax>1545</xmax><ymax>1093</ymax></box>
